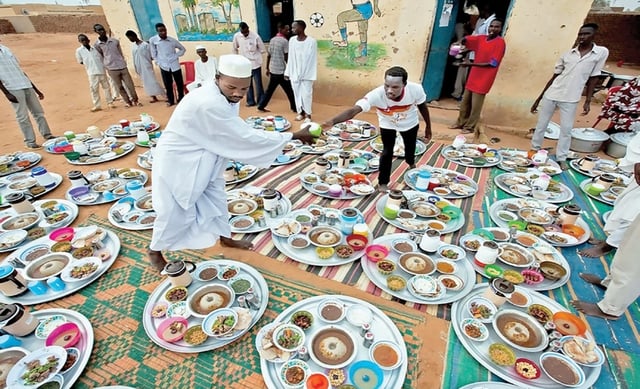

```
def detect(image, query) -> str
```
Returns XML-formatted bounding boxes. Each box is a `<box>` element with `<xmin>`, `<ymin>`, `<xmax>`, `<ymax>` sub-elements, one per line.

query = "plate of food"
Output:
<box><xmin>326</xmin><ymin>119</ymin><xmax>378</xmax><ymax>142</ymax></box>
<box><xmin>403</xmin><ymin>166</ymin><xmax>479</xmax><ymax>199</ymax></box>
<box><xmin>370</xmin><ymin>135</ymin><xmax>426</xmax><ymax>157</ymax></box>
<box><xmin>441</xmin><ymin>145</ymin><xmax>502</xmax><ymax>168</ymax></box>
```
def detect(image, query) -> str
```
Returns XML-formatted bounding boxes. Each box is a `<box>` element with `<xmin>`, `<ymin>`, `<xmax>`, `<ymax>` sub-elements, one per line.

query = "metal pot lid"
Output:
<box><xmin>571</xmin><ymin>128</ymin><xmax>610</xmax><ymax>142</ymax></box>
<box><xmin>610</xmin><ymin>131</ymin><xmax>637</xmax><ymax>146</ymax></box>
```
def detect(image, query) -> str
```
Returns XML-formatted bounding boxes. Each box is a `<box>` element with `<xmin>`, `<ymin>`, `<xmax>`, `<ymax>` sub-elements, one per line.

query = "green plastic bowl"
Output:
<box><xmin>64</xmin><ymin>152</ymin><xmax>81</xmax><ymax>161</ymax></box>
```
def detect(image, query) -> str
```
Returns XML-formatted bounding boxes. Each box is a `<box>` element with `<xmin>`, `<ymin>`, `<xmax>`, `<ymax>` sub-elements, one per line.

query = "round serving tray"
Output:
<box><xmin>569</xmin><ymin>159</ymin><xmax>627</xmax><ymax>178</ymax></box>
<box><xmin>321</xmin><ymin>149</ymin><xmax>380</xmax><ymax>174</ymax></box>
<box><xmin>441</xmin><ymin>145</ymin><xmax>502</xmax><ymax>168</ymax></box>
<box><xmin>10</xmin><ymin>308</ymin><xmax>95</xmax><ymax>389</ymax></box>
<box><xmin>225</xmin><ymin>163</ymin><xmax>261</xmax><ymax>186</ymax></box>
<box><xmin>270</xmin><ymin>208</ymin><xmax>364</xmax><ymax>267</ymax></box>
<box><xmin>66</xmin><ymin>142</ymin><xmax>136</xmax><ymax>165</ymax></box>
<box><xmin>0</xmin><ymin>173</ymin><xmax>64</xmax><ymax>208</ymax></box>
<box><xmin>245</xmin><ymin>116</ymin><xmax>292</xmax><ymax>132</ymax></box>
<box><xmin>298</xmin><ymin>137</ymin><xmax>343</xmax><ymax>155</ymax></box>
<box><xmin>137</xmin><ymin>150</ymin><xmax>152</xmax><ymax>170</ymax></box>
<box><xmin>107</xmin><ymin>197</ymin><xmax>155</xmax><ymax>231</ymax></box>
<box><xmin>326</xmin><ymin>119</ymin><xmax>378</xmax><ymax>142</ymax></box>
<box><xmin>369</xmin><ymin>136</ymin><xmax>427</xmax><ymax>158</ymax></box>
<box><xmin>300</xmin><ymin>169</ymin><xmax>374</xmax><ymax>200</ymax></box>
<box><xmin>0</xmin><ymin>152</ymin><xmax>42</xmax><ymax>177</ymax></box>
<box><xmin>375</xmin><ymin>191</ymin><xmax>466</xmax><ymax>234</ymax></box>
<box><xmin>403</xmin><ymin>167</ymin><xmax>479</xmax><ymax>199</ymax></box>
<box><xmin>0</xmin><ymin>199</ymin><xmax>79</xmax><ymax>253</ymax></box>
<box><xmin>1</xmin><ymin>225</ymin><xmax>121</xmax><ymax>305</ymax></box>
<box><xmin>258</xmin><ymin>295</ymin><xmax>408</xmax><ymax>389</ymax></box>
<box><xmin>462</xmin><ymin>228</ymin><xmax>571</xmax><ymax>291</ymax></box>
<box><xmin>142</xmin><ymin>259</ymin><xmax>269</xmax><ymax>353</ymax></box>
<box><xmin>361</xmin><ymin>233</ymin><xmax>475</xmax><ymax>304</ymax></box>
<box><xmin>227</xmin><ymin>186</ymin><xmax>292</xmax><ymax>234</ymax></box>
<box><xmin>451</xmin><ymin>284</ymin><xmax>601</xmax><ymax>388</ymax></box>
<box><xmin>488</xmin><ymin>199</ymin><xmax>591</xmax><ymax>247</ymax></box>
<box><xmin>578</xmin><ymin>179</ymin><xmax>621</xmax><ymax>206</ymax></box>
<box><xmin>104</xmin><ymin>121</ymin><xmax>161</xmax><ymax>137</ymax></box>
<box><xmin>497</xmin><ymin>150</ymin><xmax>562</xmax><ymax>176</ymax></box>
<box><xmin>494</xmin><ymin>173</ymin><xmax>574</xmax><ymax>204</ymax></box>
<box><xmin>64</xmin><ymin>169</ymin><xmax>148</xmax><ymax>206</ymax></box>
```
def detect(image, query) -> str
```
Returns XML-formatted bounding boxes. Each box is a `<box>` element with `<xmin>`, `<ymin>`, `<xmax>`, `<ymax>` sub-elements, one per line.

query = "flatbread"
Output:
<box><xmin>234</xmin><ymin>307</ymin><xmax>252</xmax><ymax>331</ymax></box>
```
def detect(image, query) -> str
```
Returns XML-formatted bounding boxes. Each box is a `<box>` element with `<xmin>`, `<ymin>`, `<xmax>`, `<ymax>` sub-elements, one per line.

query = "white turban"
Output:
<box><xmin>195</xmin><ymin>45</ymin><xmax>206</xmax><ymax>51</ymax></box>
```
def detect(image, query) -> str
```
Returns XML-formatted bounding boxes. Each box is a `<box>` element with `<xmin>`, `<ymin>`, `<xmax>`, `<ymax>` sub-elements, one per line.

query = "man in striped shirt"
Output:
<box><xmin>258</xmin><ymin>23</ymin><xmax>296</xmax><ymax>113</ymax></box>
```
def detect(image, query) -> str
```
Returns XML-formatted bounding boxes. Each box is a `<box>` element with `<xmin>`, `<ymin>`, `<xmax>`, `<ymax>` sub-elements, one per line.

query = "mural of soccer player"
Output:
<box><xmin>332</xmin><ymin>0</ymin><xmax>381</xmax><ymax>61</ymax></box>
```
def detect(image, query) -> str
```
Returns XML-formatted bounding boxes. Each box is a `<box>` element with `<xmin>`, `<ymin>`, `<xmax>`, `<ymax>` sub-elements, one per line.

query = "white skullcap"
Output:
<box><xmin>195</xmin><ymin>45</ymin><xmax>206</xmax><ymax>51</ymax></box>
<box><xmin>218</xmin><ymin>54</ymin><xmax>252</xmax><ymax>78</ymax></box>
<box><xmin>619</xmin><ymin>131</ymin><xmax>640</xmax><ymax>171</ymax></box>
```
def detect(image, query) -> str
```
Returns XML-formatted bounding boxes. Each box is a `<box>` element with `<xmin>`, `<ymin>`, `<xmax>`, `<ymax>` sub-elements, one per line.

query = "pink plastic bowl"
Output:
<box><xmin>45</xmin><ymin>322</ymin><xmax>81</xmax><ymax>348</ymax></box>
<box><xmin>49</xmin><ymin>227</ymin><xmax>75</xmax><ymax>242</ymax></box>
<box><xmin>365</xmin><ymin>244</ymin><xmax>390</xmax><ymax>263</ymax></box>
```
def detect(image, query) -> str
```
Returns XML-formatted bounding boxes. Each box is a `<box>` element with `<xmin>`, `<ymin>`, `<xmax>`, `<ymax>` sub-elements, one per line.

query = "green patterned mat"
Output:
<box><xmin>36</xmin><ymin>214</ymin><xmax>431</xmax><ymax>388</ymax></box>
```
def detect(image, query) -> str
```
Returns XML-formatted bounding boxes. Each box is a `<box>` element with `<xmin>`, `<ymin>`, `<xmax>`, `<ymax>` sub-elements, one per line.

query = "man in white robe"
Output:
<box><xmin>284</xmin><ymin>20</ymin><xmax>317</xmax><ymax>121</ymax></box>
<box><xmin>187</xmin><ymin>45</ymin><xmax>217</xmax><ymax>92</ymax></box>
<box><xmin>148</xmin><ymin>54</ymin><xmax>314</xmax><ymax>271</ymax></box>
<box><xmin>580</xmin><ymin>131</ymin><xmax>640</xmax><ymax>257</ymax></box>
<box><xmin>125</xmin><ymin>30</ymin><xmax>164</xmax><ymax>103</ymax></box>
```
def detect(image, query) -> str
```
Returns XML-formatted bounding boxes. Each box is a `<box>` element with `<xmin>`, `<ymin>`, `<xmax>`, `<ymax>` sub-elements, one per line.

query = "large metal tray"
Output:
<box><xmin>578</xmin><ymin>179</ymin><xmax>620</xmax><ymax>206</ymax></box>
<box><xmin>369</xmin><ymin>136</ymin><xmax>426</xmax><ymax>157</ymax></box>
<box><xmin>375</xmin><ymin>191</ymin><xmax>466</xmax><ymax>234</ymax></box>
<box><xmin>298</xmin><ymin>137</ymin><xmax>343</xmax><ymax>155</ymax></box>
<box><xmin>569</xmin><ymin>158</ymin><xmax>628</xmax><ymax>178</ymax></box>
<box><xmin>325</xmin><ymin>119</ymin><xmax>378</xmax><ymax>142</ymax></box>
<box><xmin>66</xmin><ymin>142</ymin><xmax>136</xmax><ymax>165</ymax></box>
<box><xmin>488</xmin><ymin>199</ymin><xmax>591</xmax><ymax>247</ymax></box>
<box><xmin>461</xmin><ymin>229</ymin><xmax>570</xmax><ymax>291</ymax></box>
<box><xmin>300</xmin><ymin>169</ymin><xmax>374</xmax><ymax>200</ymax></box>
<box><xmin>451</xmin><ymin>284</ymin><xmax>601</xmax><ymax>388</ymax></box>
<box><xmin>142</xmin><ymin>259</ymin><xmax>269</xmax><ymax>353</ymax></box>
<box><xmin>403</xmin><ymin>166</ymin><xmax>479</xmax><ymax>199</ymax></box>
<box><xmin>227</xmin><ymin>186</ymin><xmax>292</xmax><ymax>234</ymax></box>
<box><xmin>361</xmin><ymin>233</ymin><xmax>475</xmax><ymax>304</ymax></box>
<box><xmin>64</xmin><ymin>169</ymin><xmax>148</xmax><ymax>206</ymax></box>
<box><xmin>441</xmin><ymin>145</ymin><xmax>502</xmax><ymax>168</ymax></box>
<box><xmin>0</xmin><ymin>152</ymin><xmax>42</xmax><ymax>177</ymax></box>
<box><xmin>0</xmin><ymin>226</ymin><xmax>121</xmax><ymax>305</ymax></box>
<box><xmin>104</xmin><ymin>121</ymin><xmax>161</xmax><ymax>137</ymax></box>
<box><xmin>11</xmin><ymin>308</ymin><xmax>95</xmax><ymax>389</ymax></box>
<box><xmin>321</xmin><ymin>149</ymin><xmax>380</xmax><ymax>174</ymax></box>
<box><xmin>0</xmin><ymin>199</ymin><xmax>79</xmax><ymax>253</ymax></box>
<box><xmin>258</xmin><ymin>295</ymin><xmax>408</xmax><ymax>389</ymax></box>
<box><xmin>0</xmin><ymin>173</ymin><xmax>63</xmax><ymax>208</ymax></box>
<box><xmin>497</xmin><ymin>150</ymin><xmax>562</xmax><ymax>176</ymax></box>
<box><xmin>271</xmin><ymin>208</ymin><xmax>364</xmax><ymax>267</ymax></box>
<box><xmin>494</xmin><ymin>173</ymin><xmax>573</xmax><ymax>204</ymax></box>
<box><xmin>107</xmin><ymin>197</ymin><xmax>155</xmax><ymax>231</ymax></box>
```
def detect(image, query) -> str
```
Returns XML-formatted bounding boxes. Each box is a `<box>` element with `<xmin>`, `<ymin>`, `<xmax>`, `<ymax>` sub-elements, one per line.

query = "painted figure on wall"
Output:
<box><xmin>171</xmin><ymin>0</ymin><xmax>242</xmax><ymax>41</ymax></box>
<box><xmin>332</xmin><ymin>0</ymin><xmax>381</xmax><ymax>61</ymax></box>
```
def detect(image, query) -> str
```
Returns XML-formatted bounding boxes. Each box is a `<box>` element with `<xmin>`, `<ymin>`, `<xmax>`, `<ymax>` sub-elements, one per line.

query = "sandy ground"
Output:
<box><xmin>0</xmin><ymin>32</ymin><xmax>632</xmax><ymax>240</ymax></box>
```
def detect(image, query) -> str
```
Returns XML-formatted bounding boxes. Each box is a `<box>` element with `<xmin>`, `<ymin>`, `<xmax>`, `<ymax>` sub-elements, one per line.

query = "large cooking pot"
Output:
<box><xmin>606</xmin><ymin>132</ymin><xmax>636</xmax><ymax>158</ymax></box>
<box><xmin>570</xmin><ymin>128</ymin><xmax>609</xmax><ymax>153</ymax></box>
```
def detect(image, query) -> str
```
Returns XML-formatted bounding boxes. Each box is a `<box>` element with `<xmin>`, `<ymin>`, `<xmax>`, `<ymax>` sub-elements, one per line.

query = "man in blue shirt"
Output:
<box><xmin>149</xmin><ymin>23</ymin><xmax>186</xmax><ymax>107</ymax></box>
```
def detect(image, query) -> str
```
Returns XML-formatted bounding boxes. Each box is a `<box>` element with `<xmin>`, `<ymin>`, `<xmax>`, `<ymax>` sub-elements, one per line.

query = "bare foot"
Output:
<box><xmin>148</xmin><ymin>249</ymin><xmax>167</xmax><ymax>272</ymax></box>
<box><xmin>378</xmin><ymin>184</ymin><xmax>389</xmax><ymax>193</ymax></box>
<box><xmin>149</xmin><ymin>97</ymin><xmax>159</xmax><ymax>103</ymax></box>
<box><xmin>448</xmin><ymin>124</ymin><xmax>463</xmax><ymax>129</ymax></box>
<box><xmin>570</xmin><ymin>300</ymin><xmax>620</xmax><ymax>320</ymax></box>
<box><xmin>220</xmin><ymin>236</ymin><xmax>253</xmax><ymax>250</ymax></box>
<box><xmin>408</xmin><ymin>164</ymin><xmax>416</xmax><ymax>169</ymax></box>
<box><xmin>579</xmin><ymin>242</ymin><xmax>614</xmax><ymax>258</ymax></box>
<box><xmin>579</xmin><ymin>273</ymin><xmax>607</xmax><ymax>290</ymax></box>
<box><xmin>587</xmin><ymin>237</ymin><xmax>604</xmax><ymax>245</ymax></box>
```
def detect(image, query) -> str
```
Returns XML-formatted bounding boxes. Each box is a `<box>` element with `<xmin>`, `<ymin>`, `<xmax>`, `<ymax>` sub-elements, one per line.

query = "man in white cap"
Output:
<box><xmin>190</xmin><ymin>45</ymin><xmax>217</xmax><ymax>91</ymax></box>
<box><xmin>285</xmin><ymin>20</ymin><xmax>317</xmax><ymax>121</ymax></box>
<box><xmin>148</xmin><ymin>54</ymin><xmax>314</xmax><ymax>271</ymax></box>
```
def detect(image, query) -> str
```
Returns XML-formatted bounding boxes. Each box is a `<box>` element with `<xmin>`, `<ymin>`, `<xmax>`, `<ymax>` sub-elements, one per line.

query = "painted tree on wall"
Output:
<box><xmin>211</xmin><ymin>0</ymin><xmax>240</xmax><ymax>31</ymax></box>
<box><xmin>181</xmin><ymin>0</ymin><xmax>201</xmax><ymax>30</ymax></box>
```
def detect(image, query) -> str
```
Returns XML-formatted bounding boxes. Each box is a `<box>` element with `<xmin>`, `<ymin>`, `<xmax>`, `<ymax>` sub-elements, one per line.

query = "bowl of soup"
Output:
<box><xmin>369</xmin><ymin>340</ymin><xmax>403</xmax><ymax>370</ymax></box>
<box><xmin>492</xmin><ymin>309</ymin><xmax>548</xmax><ymax>352</ymax></box>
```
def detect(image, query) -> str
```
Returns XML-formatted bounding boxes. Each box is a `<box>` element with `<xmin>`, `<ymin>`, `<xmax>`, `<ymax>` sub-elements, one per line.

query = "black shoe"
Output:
<box><xmin>246</xmin><ymin>103</ymin><xmax>257</xmax><ymax>107</ymax></box>
<box><xmin>25</xmin><ymin>143</ymin><xmax>42</xmax><ymax>150</ymax></box>
<box><xmin>44</xmin><ymin>135</ymin><xmax>56</xmax><ymax>140</ymax></box>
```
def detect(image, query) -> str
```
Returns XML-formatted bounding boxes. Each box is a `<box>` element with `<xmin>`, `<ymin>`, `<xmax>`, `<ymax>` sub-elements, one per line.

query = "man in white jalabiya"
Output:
<box><xmin>75</xmin><ymin>34</ymin><xmax>115</xmax><ymax>112</ymax></box>
<box><xmin>570</xmin><ymin>132</ymin><xmax>640</xmax><ymax>320</ymax></box>
<box><xmin>285</xmin><ymin>20</ymin><xmax>317</xmax><ymax>121</ymax></box>
<box><xmin>188</xmin><ymin>45</ymin><xmax>217</xmax><ymax>91</ymax></box>
<box><xmin>148</xmin><ymin>54</ymin><xmax>314</xmax><ymax>271</ymax></box>
<box><xmin>125</xmin><ymin>30</ymin><xmax>165</xmax><ymax>103</ymax></box>
<box><xmin>579</xmin><ymin>131</ymin><xmax>640</xmax><ymax>258</ymax></box>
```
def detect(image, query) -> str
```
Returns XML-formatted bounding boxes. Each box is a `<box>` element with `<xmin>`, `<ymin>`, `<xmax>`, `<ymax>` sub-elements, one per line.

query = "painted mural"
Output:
<box><xmin>170</xmin><ymin>0</ymin><xmax>243</xmax><ymax>41</ymax></box>
<box><xmin>315</xmin><ymin>0</ymin><xmax>386</xmax><ymax>70</ymax></box>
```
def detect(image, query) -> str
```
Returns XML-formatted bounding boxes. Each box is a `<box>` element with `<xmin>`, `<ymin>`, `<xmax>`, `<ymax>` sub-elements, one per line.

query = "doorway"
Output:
<box><xmin>255</xmin><ymin>0</ymin><xmax>295</xmax><ymax>41</ymax></box>
<box><xmin>130</xmin><ymin>0</ymin><xmax>163</xmax><ymax>40</ymax></box>
<box><xmin>423</xmin><ymin>0</ymin><xmax>513</xmax><ymax>101</ymax></box>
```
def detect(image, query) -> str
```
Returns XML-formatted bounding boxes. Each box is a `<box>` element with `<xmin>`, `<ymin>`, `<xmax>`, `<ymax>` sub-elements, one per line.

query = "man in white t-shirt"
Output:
<box><xmin>321</xmin><ymin>66</ymin><xmax>432</xmax><ymax>192</ymax></box>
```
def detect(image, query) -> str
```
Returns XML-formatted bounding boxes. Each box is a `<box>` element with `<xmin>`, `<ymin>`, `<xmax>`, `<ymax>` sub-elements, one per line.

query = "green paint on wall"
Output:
<box><xmin>318</xmin><ymin>40</ymin><xmax>387</xmax><ymax>70</ymax></box>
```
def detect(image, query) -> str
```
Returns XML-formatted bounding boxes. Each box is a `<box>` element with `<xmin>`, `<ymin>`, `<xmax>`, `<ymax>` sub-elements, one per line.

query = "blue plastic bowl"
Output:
<box><xmin>348</xmin><ymin>360</ymin><xmax>384</xmax><ymax>389</ymax></box>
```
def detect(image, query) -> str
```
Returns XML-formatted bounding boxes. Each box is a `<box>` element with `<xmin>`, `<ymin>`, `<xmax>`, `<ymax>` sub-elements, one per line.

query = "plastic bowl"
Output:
<box><xmin>364</xmin><ymin>244</ymin><xmax>389</xmax><ymax>263</ymax></box>
<box><xmin>68</xmin><ymin>186</ymin><xmax>90</xmax><ymax>199</ymax></box>
<box><xmin>45</xmin><ymin>322</ymin><xmax>82</xmax><ymax>348</ymax></box>
<box><xmin>346</xmin><ymin>234</ymin><xmax>368</xmax><ymax>251</ymax></box>
<box><xmin>64</xmin><ymin>152</ymin><xmax>81</xmax><ymax>161</ymax></box>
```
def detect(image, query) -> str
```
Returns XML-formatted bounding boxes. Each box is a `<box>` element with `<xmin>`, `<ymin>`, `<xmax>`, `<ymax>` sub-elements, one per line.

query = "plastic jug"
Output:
<box><xmin>452</xmin><ymin>135</ymin><xmax>466</xmax><ymax>149</ymax></box>
<box><xmin>415</xmin><ymin>170</ymin><xmax>431</xmax><ymax>191</ymax></box>
<box><xmin>532</xmin><ymin>149</ymin><xmax>549</xmax><ymax>165</ymax></box>
<box><xmin>137</xmin><ymin>128</ymin><xmax>150</xmax><ymax>146</ymax></box>
<box><xmin>140</xmin><ymin>113</ymin><xmax>153</xmax><ymax>126</ymax></box>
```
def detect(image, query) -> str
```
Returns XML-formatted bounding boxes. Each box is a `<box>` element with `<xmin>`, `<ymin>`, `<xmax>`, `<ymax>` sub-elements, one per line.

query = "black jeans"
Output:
<box><xmin>161</xmin><ymin>68</ymin><xmax>184</xmax><ymax>105</ymax></box>
<box><xmin>258</xmin><ymin>73</ymin><xmax>297</xmax><ymax>111</ymax></box>
<box><xmin>379</xmin><ymin>125</ymin><xmax>418</xmax><ymax>185</ymax></box>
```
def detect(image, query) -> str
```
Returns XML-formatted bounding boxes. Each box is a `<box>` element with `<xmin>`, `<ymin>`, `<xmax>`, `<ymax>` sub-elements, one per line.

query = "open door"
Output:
<box><xmin>130</xmin><ymin>0</ymin><xmax>163</xmax><ymax>40</ymax></box>
<box><xmin>422</xmin><ymin>0</ymin><xmax>458</xmax><ymax>101</ymax></box>
<box><xmin>255</xmin><ymin>0</ymin><xmax>295</xmax><ymax>41</ymax></box>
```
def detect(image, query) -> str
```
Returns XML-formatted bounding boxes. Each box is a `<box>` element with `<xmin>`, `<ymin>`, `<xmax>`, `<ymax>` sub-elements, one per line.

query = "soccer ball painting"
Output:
<box><xmin>310</xmin><ymin>12</ymin><xmax>324</xmax><ymax>28</ymax></box>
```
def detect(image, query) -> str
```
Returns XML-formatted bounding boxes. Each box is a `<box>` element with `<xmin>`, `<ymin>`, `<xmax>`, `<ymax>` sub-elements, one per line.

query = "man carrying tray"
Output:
<box><xmin>148</xmin><ymin>54</ymin><xmax>314</xmax><ymax>271</ymax></box>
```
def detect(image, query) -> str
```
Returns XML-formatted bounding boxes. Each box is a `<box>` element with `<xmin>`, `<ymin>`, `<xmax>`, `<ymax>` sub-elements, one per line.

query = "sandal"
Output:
<box><xmin>135</xmin><ymin>102</ymin><xmax>143</xmax><ymax>107</ymax></box>
<box><xmin>294</xmin><ymin>114</ymin><xmax>305</xmax><ymax>121</ymax></box>
<box><xmin>124</xmin><ymin>104</ymin><xmax>131</xmax><ymax>108</ymax></box>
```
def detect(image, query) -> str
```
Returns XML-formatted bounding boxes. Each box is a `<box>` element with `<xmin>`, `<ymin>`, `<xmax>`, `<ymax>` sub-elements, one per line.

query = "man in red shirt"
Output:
<box><xmin>450</xmin><ymin>19</ymin><xmax>506</xmax><ymax>134</ymax></box>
